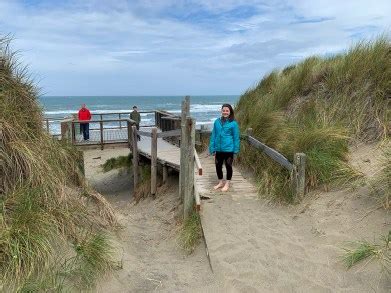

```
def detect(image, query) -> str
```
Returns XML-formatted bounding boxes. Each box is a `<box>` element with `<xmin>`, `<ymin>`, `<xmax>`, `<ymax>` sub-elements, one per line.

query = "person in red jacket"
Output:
<box><xmin>78</xmin><ymin>104</ymin><xmax>92</xmax><ymax>140</ymax></box>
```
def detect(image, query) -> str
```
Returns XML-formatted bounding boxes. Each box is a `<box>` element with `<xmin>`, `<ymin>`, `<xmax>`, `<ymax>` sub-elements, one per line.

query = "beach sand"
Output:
<box><xmin>83</xmin><ymin>147</ymin><xmax>218</xmax><ymax>292</ymax></box>
<box><xmin>83</xmin><ymin>144</ymin><xmax>390</xmax><ymax>292</ymax></box>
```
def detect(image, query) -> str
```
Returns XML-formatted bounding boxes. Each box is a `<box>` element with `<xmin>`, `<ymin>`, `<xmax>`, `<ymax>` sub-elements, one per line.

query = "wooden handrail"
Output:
<box><xmin>197</xmin><ymin>127</ymin><xmax>306</xmax><ymax>199</ymax></box>
<box><xmin>137</xmin><ymin>130</ymin><xmax>152</xmax><ymax>137</ymax></box>
<box><xmin>72</xmin><ymin>118</ymin><xmax>137</xmax><ymax>123</ymax></box>
<box><xmin>246</xmin><ymin>136</ymin><xmax>293</xmax><ymax>171</ymax></box>
<box><xmin>194</xmin><ymin>148</ymin><xmax>202</xmax><ymax>175</ymax></box>
<box><xmin>161</xmin><ymin>116</ymin><xmax>181</xmax><ymax>121</ymax></box>
<box><xmin>197</xmin><ymin>128</ymin><xmax>293</xmax><ymax>171</ymax></box>
<box><xmin>157</xmin><ymin>129</ymin><xmax>181</xmax><ymax>138</ymax></box>
<box><xmin>154</xmin><ymin>109</ymin><xmax>178</xmax><ymax>117</ymax></box>
<box><xmin>194</xmin><ymin>178</ymin><xmax>201</xmax><ymax>212</ymax></box>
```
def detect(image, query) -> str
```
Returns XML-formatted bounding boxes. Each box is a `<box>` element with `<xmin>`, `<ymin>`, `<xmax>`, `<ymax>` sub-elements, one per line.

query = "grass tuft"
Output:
<box><xmin>101</xmin><ymin>154</ymin><xmax>132</xmax><ymax>172</ymax></box>
<box><xmin>178</xmin><ymin>212</ymin><xmax>202</xmax><ymax>254</ymax></box>
<box><xmin>343</xmin><ymin>231</ymin><xmax>391</xmax><ymax>273</ymax></box>
<box><xmin>371</xmin><ymin>143</ymin><xmax>391</xmax><ymax>209</ymax></box>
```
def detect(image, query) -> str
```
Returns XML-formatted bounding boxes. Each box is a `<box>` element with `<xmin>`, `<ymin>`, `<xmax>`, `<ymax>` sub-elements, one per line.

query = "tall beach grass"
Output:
<box><xmin>0</xmin><ymin>35</ymin><xmax>116</xmax><ymax>291</ymax></box>
<box><xmin>236</xmin><ymin>36</ymin><xmax>390</xmax><ymax>202</ymax></box>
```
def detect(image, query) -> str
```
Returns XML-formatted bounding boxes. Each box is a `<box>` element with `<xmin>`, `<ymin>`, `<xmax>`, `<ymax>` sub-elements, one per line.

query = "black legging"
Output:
<box><xmin>215</xmin><ymin>152</ymin><xmax>234</xmax><ymax>180</ymax></box>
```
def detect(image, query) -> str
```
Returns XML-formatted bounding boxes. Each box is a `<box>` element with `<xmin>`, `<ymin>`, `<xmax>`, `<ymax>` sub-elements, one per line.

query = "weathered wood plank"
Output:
<box><xmin>293</xmin><ymin>153</ymin><xmax>306</xmax><ymax>201</ymax></box>
<box><xmin>138</xmin><ymin>130</ymin><xmax>153</xmax><ymax>137</ymax></box>
<box><xmin>247</xmin><ymin>136</ymin><xmax>293</xmax><ymax>171</ymax></box>
<box><xmin>162</xmin><ymin>164</ymin><xmax>168</xmax><ymax>184</ymax></box>
<box><xmin>194</xmin><ymin>178</ymin><xmax>201</xmax><ymax>211</ymax></box>
<box><xmin>161</xmin><ymin>116</ymin><xmax>181</xmax><ymax>121</ymax></box>
<box><xmin>151</xmin><ymin>127</ymin><xmax>158</xmax><ymax>196</ymax></box>
<box><xmin>157</xmin><ymin>129</ymin><xmax>181</xmax><ymax>138</ymax></box>
<box><xmin>194</xmin><ymin>148</ymin><xmax>203</xmax><ymax>175</ymax></box>
<box><xmin>179</xmin><ymin>96</ymin><xmax>190</xmax><ymax>206</ymax></box>
<box><xmin>184</xmin><ymin>116</ymin><xmax>195</xmax><ymax>220</ymax></box>
<box><xmin>132</xmin><ymin>125</ymin><xmax>139</xmax><ymax>192</ymax></box>
<box><xmin>99</xmin><ymin>121</ymin><xmax>104</xmax><ymax>150</ymax></box>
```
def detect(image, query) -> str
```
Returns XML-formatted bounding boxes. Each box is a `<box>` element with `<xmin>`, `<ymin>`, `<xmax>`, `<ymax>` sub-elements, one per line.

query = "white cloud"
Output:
<box><xmin>0</xmin><ymin>0</ymin><xmax>390</xmax><ymax>95</ymax></box>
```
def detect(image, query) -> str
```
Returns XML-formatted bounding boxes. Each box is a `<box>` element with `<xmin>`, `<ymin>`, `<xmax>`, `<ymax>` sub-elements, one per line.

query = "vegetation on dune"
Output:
<box><xmin>371</xmin><ymin>144</ymin><xmax>391</xmax><ymax>209</ymax></box>
<box><xmin>0</xmin><ymin>36</ymin><xmax>116</xmax><ymax>291</ymax></box>
<box><xmin>343</xmin><ymin>231</ymin><xmax>390</xmax><ymax>274</ymax></box>
<box><xmin>101</xmin><ymin>154</ymin><xmax>132</xmax><ymax>172</ymax></box>
<box><xmin>178</xmin><ymin>211</ymin><xmax>202</xmax><ymax>254</ymax></box>
<box><xmin>236</xmin><ymin>36</ymin><xmax>390</xmax><ymax>201</ymax></box>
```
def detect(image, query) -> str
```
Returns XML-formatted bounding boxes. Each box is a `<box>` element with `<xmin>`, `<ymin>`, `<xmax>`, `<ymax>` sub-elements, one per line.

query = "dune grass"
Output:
<box><xmin>236</xmin><ymin>36</ymin><xmax>390</xmax><ymax>202</ymax></box>
<box><xmin>371</xmin><ymin>143</ymin><xmax>391</xmax><ymax>209</ymax></box>
<box><xmin>178</xmin><ymin>211</ymin><xmax>202</xmax><ymax>254</ymax></box>
<box><xmin>0</xmin><ymin>35</ymin><xmax>116</xmax><ymax>291</ymax></box>
<box><xmin>343</xmin><ymin>231</ymin><xmax>390</xmax><ymax>274</ymax></box>
<box><xmin>102</xmin><ymin>154</ymin><xmax>132</xmax><ymax>172</ymax></box>
<box><xmin>133</xmin><ymin>165</ymin><xmax>152</xmax><ymax>202</ymax></box>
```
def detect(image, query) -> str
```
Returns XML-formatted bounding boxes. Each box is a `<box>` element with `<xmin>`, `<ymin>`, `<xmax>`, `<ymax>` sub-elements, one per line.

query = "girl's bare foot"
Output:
<box><xmin>213</xmin><ymin>181</ymin><xmax>224</xmax><ymax>190</ymax></box>
<box><xmin>221</xmin><ymin>181</ymin><xmax>230</xmax><ymax>192</ymax></box>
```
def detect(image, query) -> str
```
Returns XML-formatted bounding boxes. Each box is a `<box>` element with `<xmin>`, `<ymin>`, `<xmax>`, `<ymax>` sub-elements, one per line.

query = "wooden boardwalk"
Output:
<box><xmin>76</xmin><ymin>127</ymin><xmax>181</xmax><ymax>170</ymax></box>
<box><xmin>195</xmin><ymin>154</ymin><xmax>258</xmax><ymax>200</ymax></box>
<box><xmin>75</xmin><ymin>128</ymin><xmax>128</xmax><ymax>145</ymax></box>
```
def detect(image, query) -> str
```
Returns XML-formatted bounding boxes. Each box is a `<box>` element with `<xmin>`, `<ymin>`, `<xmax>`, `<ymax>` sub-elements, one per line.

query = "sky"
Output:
<box><xmin>0</xmin><ymin>0</ymin><xmax>390</xmax><ymax>96</ymax></box>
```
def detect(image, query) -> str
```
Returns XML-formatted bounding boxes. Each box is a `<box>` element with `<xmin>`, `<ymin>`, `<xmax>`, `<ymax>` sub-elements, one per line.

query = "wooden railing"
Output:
<box><xmin>197</xmin><ymin>127</ymin><xmax>306</xmax><ymax>200</ymax></box>
<box><xmin>88</xmin><ymin>111</ymin><xmax>155</xmax><ymax>130</ymax></box>
<box><xmin>42</xmin><ymin>117</ymin><xmax>65</xmax><ymax>135</ymax></box>
<box><xmin>69</xmin><ymin>118</ymin><xmax>137</xmax><ymax>150</ymax></box>
<box><xmin>43</xmin><ymin>111</ymin><xmax>156</xmax><ymax>137</ymax></box>
<box><xmin>154</xmin><ymin>110</ymin><xmax>181</xmax><ymax>146</ymax></box>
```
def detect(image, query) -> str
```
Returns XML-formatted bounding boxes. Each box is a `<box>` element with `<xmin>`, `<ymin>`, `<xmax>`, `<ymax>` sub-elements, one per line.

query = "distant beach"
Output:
<box><xmin>39</xmin><ymin>95</ymin><xmax>239</xmax><ymax>134</ymax></box>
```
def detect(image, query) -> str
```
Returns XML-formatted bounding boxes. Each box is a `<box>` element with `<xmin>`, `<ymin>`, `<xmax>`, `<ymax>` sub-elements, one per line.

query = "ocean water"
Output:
<box><xmin>39</xmin><ymin>95</ymin><xmax>240</xmax><ymax>134</ymax></box>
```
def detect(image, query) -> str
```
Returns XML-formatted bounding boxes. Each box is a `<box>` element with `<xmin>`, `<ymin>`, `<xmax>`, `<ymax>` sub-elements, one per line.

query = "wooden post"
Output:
<box><xmin>119</xmin><ymin>113</ymin><xmax>122</xmax><ymax>129</ymax></box>
<box><xmin>127</xmin><ymin>121</ymin><xmax>132</xmax><ymax>149</ymax></box>
<box><xmin>155</xmin><ymin>111</ymin><xmax>159</xmax><ymax>128</ymax></box>
<box><xmin>100</xmin><ymin>121</ymin><xmax>104</xmax><ymax>150</ymax></box>
<box><xmin>132</xmin><ymin>125</ymin><xmax>139</xmax><ymax>193</ymax></box>
<box><xmin>184</xmin><ymin>117</ymin><xmax>195</xmax><ymax>220</ymax></box>
<box><xmin>200</xmin><ymin>124</ymin><xmax>207</xmax><ymax>146</ymax></box>
<box><xmin>71</xmin><ymin>122</ymin><xmax>76</xmax><ymax>145</ymax></box>
<box><xmin>60</xmin><ymin>117</ymin><xmax>73</xmax><ymax>142</ymax></box>
<box><xmin>162</xmin><ymin>164</ymin><xmax>168</xmax><ymax>185</ymax></box>
<box><xmin>179</xmin><ymin>96</ymin><xmax>190</xmax><ymax>204</ymax></box>
<box><xmin>246</xmin><ymin>128</ymin><xmax>253</xmax><ymax>137</ymax></box>
<box><xmin>151</xmin><ymin>127</ymin><xmax>158</xmax><ymax>197</ymax></box>
<box><xmin>293</xmin><ymin>153</ymin><xmax>306</xmax><ymax>200</ymax></box>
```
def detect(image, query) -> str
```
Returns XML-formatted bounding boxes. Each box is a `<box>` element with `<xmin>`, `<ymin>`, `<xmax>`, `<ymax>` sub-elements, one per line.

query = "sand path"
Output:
<box><xmin>84</xmin><ymin>145</ymin><xmax>389</xmax><ymax>292</ymax></box>
<box><xmin>83</xmin><ymin>148</ymin><xmax>218</xmax><ymax>292</ymax></box>
<box><xmin>200</xmin><ymin>149</ymin><xmax>390</xmax><ymax>292</ymax></box>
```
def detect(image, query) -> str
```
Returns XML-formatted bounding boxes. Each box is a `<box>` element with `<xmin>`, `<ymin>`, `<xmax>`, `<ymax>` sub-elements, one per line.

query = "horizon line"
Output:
<box><xmin>40</xmin><ymin>94</ymin><xmax>241</xmax><ymax>98</ymax></box>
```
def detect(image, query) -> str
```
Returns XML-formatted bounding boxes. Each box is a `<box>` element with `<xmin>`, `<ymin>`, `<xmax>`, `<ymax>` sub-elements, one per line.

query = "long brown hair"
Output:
<box><xmin>222</xmin><ymin>103</ymin><xmax>235</xmax><ymax>121</ymax></box>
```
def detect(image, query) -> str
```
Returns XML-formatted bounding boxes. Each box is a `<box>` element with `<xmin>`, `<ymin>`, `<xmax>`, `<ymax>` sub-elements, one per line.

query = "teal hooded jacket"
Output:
<box><xmin>209</xmin><ymin>118</ymin><xmax>240</xmax><ymax>154</ymax></box>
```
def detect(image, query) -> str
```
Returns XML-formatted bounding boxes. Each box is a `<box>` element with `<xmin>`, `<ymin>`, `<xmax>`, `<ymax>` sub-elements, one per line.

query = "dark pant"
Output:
<box><xmin>80</xmin><ymin>123</ymin><xmax>89</xmax><ymax>140</ymax></box>
<box><xmin>215</xmin><ymin>152</ymin><xmax>234</xmax><ymax>180</ymax></box>
<box><xmin>136</xmin><ymin>124</ymin><xmax>140</xmax><ymax>141</ymax></box>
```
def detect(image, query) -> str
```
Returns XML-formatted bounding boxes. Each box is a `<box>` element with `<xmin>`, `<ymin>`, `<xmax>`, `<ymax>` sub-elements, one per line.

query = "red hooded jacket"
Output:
<box><xmin>78</xmin><ymin>108</ymin><xmax>91</xmax><ymax>121</ymax></box>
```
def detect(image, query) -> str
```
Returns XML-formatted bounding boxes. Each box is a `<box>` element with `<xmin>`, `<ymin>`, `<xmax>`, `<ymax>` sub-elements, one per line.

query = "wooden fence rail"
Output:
<box><xmin>246</xmin><ymin>136</ymin><xmax>293</xmax><ymax>171</ymax></box>
<box><xmin>197</xmin><ymin>127</ymin><xmax>306</xmax><ymax>200</ymax></box>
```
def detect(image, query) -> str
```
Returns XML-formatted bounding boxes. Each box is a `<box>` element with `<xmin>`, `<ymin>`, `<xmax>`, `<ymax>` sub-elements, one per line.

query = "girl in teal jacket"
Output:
<box><xmin>209</xmin><ymin>104</ymin><xmax>240</xmax><ymax>192</ymax></box>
